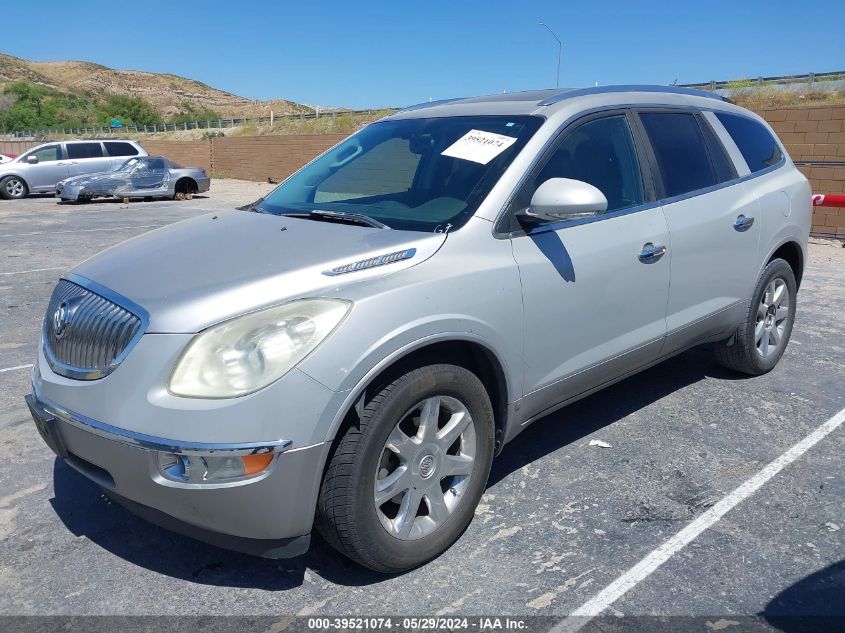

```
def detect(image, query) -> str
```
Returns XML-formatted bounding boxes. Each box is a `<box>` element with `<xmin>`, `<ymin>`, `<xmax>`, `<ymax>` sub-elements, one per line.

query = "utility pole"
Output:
<box><xmin>539</xmin><ymin>21</ymin><xmax>562</xmax><ymax>88</ymax></box>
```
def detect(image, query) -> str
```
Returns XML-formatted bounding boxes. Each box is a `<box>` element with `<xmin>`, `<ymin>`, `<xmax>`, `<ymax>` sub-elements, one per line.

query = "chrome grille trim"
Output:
<box><xmin>42</xmin><ymin>273</ymin><xmax>149</xmax><ymax>380</ymax></box>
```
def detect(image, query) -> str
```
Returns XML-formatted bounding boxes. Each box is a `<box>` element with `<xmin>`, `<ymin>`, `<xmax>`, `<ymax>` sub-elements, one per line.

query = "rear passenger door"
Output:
<box><xmin>66</xmin><ymin>142</ymin><xmax>112</xmax><ymax>177</ymax></box>
<box><xmin>104</xmin><ymin>141</ymin><xmax>141</xmax><ymax>169</ymax></box>
<box><xmin>634</xmin><ymin>110</ymin><xmax>760</xmax><ymax>354</ymax></box>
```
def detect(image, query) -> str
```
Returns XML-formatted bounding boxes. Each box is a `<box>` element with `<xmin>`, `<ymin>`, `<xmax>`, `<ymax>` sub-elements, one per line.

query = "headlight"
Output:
<box><xmin>168</xmin><ymin>298</ymin><xmax>351</xmax><ymax>398</ymax></box>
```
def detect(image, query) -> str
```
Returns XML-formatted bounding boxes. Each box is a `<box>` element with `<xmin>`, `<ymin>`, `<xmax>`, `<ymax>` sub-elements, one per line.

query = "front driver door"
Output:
<box><xmin>130</xmin><ymin>158</ymin><xmax>168</xmax><ymax>190</ymax></box>
<box><xmin>22</xmin><ymin>144</ymin><xmax>68</xmax><ymax>191</ymax></box>
<box><xmin>508</xmin><ymin>112</ymin><xmax>671</xmax><ymax>423</ymax></box>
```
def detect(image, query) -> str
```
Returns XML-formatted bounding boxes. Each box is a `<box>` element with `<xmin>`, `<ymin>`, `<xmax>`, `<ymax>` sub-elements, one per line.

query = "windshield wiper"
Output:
<box><xmin>284</xmin><ymin>210</ymin><xmax>390</xmax><ymax>230</ymax></box>
<box><xmin>237</xmin><ymin>197</ymin><xmax>265</xmax><ymax>212</ymax></box>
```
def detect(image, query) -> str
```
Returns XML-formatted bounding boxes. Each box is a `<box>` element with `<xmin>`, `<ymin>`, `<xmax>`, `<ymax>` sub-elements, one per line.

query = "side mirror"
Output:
<box><xmin>522</xmin><ymin>178</ymin><xmax>608</xmax><ymax>223</ymax></box>
<box><xmin>26</xmin><ymin>155</ymin><xmax>39</xmax><ymax>164</ymax></box>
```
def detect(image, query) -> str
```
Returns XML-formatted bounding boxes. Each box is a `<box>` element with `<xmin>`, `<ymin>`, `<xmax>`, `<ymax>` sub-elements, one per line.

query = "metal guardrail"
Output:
<box><xmin>681</xmin><ymin>70</ymin><xmax>845</xmax><ymax>91</ymax></box>
<box><xmin>0</xmin><ymin>107</ymin><xmax>398</xmax><ymax>141</ymax></box>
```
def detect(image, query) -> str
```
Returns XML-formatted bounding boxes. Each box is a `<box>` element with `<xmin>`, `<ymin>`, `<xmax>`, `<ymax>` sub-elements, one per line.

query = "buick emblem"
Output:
<box><xmin>53</xmin><ymin>301</ymin><xmax>70</xmax><ymax>338</ymax></box>
<box><xmin>418</xmin><ymin>454</ymin><xmax>436</xmax><ymax>479</ymax></box>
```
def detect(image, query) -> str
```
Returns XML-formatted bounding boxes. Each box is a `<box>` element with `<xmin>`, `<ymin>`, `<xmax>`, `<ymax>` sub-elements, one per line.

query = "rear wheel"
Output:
<box><xmin>174</xmin><ymin>178</ymin><xmax>197</xmax><ymax>200</ymax></box>
<box><xmin>715</xmin><ymin>258</ymin><xmax>797</xmax><ymax>375</ymax></box>
<box><xmin>0</xmin><ymin>176</ymin><xmax>28</xmax><ymax>200</ymax></box>
<box><xmin>316</xmin><ymin>364</ymin><xmax>495</xmax><ymax>573</ymax></box>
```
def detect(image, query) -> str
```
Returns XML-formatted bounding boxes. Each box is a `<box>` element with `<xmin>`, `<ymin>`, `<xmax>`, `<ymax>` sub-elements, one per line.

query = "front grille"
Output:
<box><xmin>43</xmin><ymin>279</ymin><xmax>144</xmax><ymax>380</ymax></box>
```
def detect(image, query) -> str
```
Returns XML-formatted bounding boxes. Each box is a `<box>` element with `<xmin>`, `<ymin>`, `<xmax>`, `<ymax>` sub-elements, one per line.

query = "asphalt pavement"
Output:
<box><xmin>0</xmin><ymin>185</ymin><xmax>842</xmax><ymax>630</ymax></box>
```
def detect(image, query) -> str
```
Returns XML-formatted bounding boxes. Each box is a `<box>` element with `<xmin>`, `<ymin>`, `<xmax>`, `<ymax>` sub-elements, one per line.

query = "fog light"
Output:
<box><xmin>157</xmin><ymin>452</ymin><xmax>275</xmax><ymax>483</ymax></box>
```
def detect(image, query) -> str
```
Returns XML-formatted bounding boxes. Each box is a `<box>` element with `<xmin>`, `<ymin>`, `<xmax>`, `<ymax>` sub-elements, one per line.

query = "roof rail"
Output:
<box><xmin>537</xmin><ymin>85</ymin><xmax>726</xmax><ymax>106</ymax></box>
<box><xmin>64</xmin><ymin>137</ymin><xmax>134</xmax><ymax>141</ymax></box>
<box><xmin>399</xmin><ymin>97</ymin><xmax>466</xmax><ymax>113</ymax></box>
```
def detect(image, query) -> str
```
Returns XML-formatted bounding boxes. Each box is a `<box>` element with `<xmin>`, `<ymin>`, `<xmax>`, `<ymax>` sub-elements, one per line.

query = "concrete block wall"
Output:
<box><xmin>140</xmin><ymin>140</ymin><xmax>212</xmax><ymax>172</ymax></box>
<box><xmin>756</xmin><ymin>106</ymin><xmax>845</xmax><ymax>237</ymax></box>
<box><xmin>211</xmin><ymin>135</ymin><xmax>345</xmax><ymax>183</ymax></box>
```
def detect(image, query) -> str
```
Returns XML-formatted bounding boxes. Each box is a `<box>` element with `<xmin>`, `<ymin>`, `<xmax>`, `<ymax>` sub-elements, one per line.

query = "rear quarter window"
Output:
<box><xmin>104</xmin><ymin>141</ymin><xmax>140</xmax><ymax>157</ymax></box>
<box><xmin>715</xmin><ymin>112</ymin><xmax>783</xmax><ymax>172</ymax></box>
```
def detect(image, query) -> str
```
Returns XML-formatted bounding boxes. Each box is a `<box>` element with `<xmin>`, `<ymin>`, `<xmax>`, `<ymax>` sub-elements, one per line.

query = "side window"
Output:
<box><xmin>699</xmin><ymin>119</ymin><xmax>735</xmax><ymax>183</ymax></box>
<box><xmin>104</xmin><ymin>142</ymin><xmax>140</xmax><ymax>157</ymax></box>
<box><xmin>533</xmin><ymin>115</ymin><xmax>644</xmax><ymax>212</ymax></box>
<box><xmin>314</xmin><ymin>138</ymin><xmax>420</xmax><ymax>203</ymax></box>
<box><xmin>639</xmin><ymin>112</ymin><xmax>717</xmax><ymax>198</ymax></box>
<box><xmin>66</xmin><ymin>143</ymin><xmax>104</xmax><ymax>159</ymax></box>
<box><xmin>715</xmin><ymin>112</ymin><xmax>783</xmax><ymax>173</ymax></box>
<box><xmin>146</xmin><ymin>159</ymin><xmax>166</xmax><ymax>171</ymax></box>
<box><xmin>31</xmin><ymin>144</ymin><xmax>61</xmax><ymax>162</ymax></box>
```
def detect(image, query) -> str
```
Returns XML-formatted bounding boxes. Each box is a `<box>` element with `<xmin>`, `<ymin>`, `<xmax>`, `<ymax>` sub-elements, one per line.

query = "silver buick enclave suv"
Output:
<box><xmin>27</xmin><ymin>86</ymin><xmax>810</xmax><ymax>572</ymax></box>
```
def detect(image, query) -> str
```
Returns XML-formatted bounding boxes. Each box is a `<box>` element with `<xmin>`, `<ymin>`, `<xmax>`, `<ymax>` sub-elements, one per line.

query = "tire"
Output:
<box><xmin>715</xmin><ymin>258</ymin><xmax>797</xmax><ymax>375</ymax></box>
<box><xmin>0</xmin><ymin>176</ymin><xmax>28</xmax><ymax>200</ymax></box>
<box><xmin>316</xmin><ymin>364</ymin><xmax>495</xmax><ymax>573</ymax></box>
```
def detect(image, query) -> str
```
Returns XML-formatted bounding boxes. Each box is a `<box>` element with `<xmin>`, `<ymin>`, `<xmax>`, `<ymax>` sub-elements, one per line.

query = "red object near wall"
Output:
<box><xmin>813</xmin><ymin>194</ymin><xmax>845</xmax><ymax>208</ymax></box>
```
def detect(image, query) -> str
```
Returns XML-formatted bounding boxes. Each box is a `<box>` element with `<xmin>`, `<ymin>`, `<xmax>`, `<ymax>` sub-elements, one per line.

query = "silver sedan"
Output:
<box><xmin>56</xmin><ymin>156</ymin><xmax>210</xmax><ymax>202</ymax></box>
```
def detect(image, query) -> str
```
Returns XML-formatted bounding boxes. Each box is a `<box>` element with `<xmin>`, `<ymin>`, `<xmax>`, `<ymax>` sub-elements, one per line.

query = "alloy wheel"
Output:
<box><xmin>373</xmin><ymin>395</ymin><xmax>477</xmax><ymax>540</ymax></box>
<box><xmin>755</xmin><ymin>277</ymin><xmax>790</xmax><ymax>357</ymax></box>
<box><xmin>4</xmin><ymin>178</ymin><xmax>25</xmax><ymax>198</ymax></box>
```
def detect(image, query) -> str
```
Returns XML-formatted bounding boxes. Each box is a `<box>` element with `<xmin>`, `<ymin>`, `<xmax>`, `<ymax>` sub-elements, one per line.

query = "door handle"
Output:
<box><xmin>734</xmin><ymin>214</ymin><xmax>755</xmax><ymax>231</ymax></box>
<box><xmin>638</xmin><ymin>242</ymin><xmax>667</xmax><ymax>264</ymax></box>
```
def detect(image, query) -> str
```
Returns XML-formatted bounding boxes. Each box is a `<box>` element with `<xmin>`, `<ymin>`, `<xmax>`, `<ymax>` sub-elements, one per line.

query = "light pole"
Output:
<box><xmin>539</xmin><ymin>21</ymin><xmax>562</xmax><ymax>88</ymax></box>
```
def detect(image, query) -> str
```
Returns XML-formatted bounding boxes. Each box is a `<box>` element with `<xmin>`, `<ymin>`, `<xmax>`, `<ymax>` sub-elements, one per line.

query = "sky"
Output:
<box><xmin>3</xmin><ymin>0</ymin><xmax>843</xmax><ymax>109</ymax></box>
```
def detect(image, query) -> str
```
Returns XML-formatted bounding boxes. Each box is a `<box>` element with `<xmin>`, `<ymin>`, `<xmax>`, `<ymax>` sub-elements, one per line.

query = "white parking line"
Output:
<box><xmin>553</xmin><ymin>405</ymin><xmax>845</xmax><ymax>632</ymax></box>
<box><xmin>0</xmin><ymin>364</ymin><xmax>33</xmax><ymax>373</ymax></box>
<box><xmin>0</xmin><ymin>224</ymin><xmax>161</xmax><ymax>238</ymax></box>
<box><xmin>0</xmin><ymin>266</ymin><xmax>64</xmax><ymax>276</ymax></box>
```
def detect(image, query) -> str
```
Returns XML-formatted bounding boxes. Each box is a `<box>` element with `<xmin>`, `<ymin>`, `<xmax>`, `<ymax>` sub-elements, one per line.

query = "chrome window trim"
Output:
<box><xmin>42</xmin><ymin>273</ymin><xmax>150</xmax><ymax>380</ymax></box>
<box><xmin>26</xmin><ymin>391</ymin><xmax>293</xmax><ymax>456</ymax></box>
<box><xmin>494</xmin><ymin>103</ymin><xmax>788</xmax><ymax>239</ymax></box>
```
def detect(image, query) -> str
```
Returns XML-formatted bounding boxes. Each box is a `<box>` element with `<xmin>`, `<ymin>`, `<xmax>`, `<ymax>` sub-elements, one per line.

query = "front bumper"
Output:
<box><xmin>26</xmin><ymin>391</ymin><xmax>329</xmax><ymax>558</ymax></box>
<box><xmin>55</xmin><ymin>182</ymin><xmax>80</xmax><ymax>201</ymax></box>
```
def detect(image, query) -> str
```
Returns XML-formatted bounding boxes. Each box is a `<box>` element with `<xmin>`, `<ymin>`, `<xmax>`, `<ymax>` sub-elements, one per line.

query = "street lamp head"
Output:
<box><xmin>537</xmin><ymin>20</ymin><xmax>562</xmax><ymax>88</ymax></box>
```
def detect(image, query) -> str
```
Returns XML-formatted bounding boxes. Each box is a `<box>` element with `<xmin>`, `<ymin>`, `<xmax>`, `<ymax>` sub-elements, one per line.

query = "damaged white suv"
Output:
<box><xmin>27</xmin><ymin>86</ymin><xmax>810</xmax><ymax>572</ymax></box>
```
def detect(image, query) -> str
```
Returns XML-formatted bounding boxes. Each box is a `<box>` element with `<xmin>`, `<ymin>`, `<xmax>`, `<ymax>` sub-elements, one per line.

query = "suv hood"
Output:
<box><xmin>72</xmin><ymin>211</ymin><xmax>446</xmax><ymax>333</ymax></box>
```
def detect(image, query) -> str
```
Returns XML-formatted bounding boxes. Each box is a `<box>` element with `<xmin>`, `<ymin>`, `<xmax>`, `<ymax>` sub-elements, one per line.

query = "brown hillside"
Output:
<box><xmin>0</xmin><ymin>52</ymin><xmax>315</xmax><ymax>118</ymax></box>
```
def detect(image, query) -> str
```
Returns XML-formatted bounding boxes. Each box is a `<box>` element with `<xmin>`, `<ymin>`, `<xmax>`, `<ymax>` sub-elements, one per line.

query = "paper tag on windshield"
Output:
<box><xmin>441</xmin><ymin>129</ymin><xmax>518</xmax><ymax>165</ymax></box>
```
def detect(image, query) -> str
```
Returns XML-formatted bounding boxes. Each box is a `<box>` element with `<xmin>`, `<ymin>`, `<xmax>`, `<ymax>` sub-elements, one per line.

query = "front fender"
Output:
<box><xmin>307</xmin><ymin>328</ymin><xmax>515</xmax><ymax>444</ymax></box>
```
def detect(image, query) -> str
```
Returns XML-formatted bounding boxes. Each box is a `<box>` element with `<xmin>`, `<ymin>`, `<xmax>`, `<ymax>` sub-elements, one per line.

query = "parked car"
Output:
<box><xmin>0</xmin><ymin>139</ymin><xmax>147</xmax><ymax>199</ymax></box>
<box><xmin>27</xmin><ymin>86</ymin><xmax>810</xmax><ymax>573</ymax></box>
<box><xmin>56</xmin><ymin>155</ymin><xmax>210</xmax><ymax>202</ymax></box>
<box><xmin>0</xmin><ymin>153</ymin><xmax>15</xmax><ymax>164</ymax></box>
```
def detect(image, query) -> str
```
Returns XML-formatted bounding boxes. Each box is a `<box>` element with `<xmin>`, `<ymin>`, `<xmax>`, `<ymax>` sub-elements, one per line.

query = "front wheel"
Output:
<box><xmin>316</xmin><ymin>364</ymin><xmax>495</xmax><ymax>573</ymax></box>
<box><xmin>715</xmin><ymin>258</ymin><xmax>797</xmax><ymax>375</ymax></box>
<box><xmin>0</xmin><ymin>176</ymin><xmax>28</xmax><ymax>199</ymax></box>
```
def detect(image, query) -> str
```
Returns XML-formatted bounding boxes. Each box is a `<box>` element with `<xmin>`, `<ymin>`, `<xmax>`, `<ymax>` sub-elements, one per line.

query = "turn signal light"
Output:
<box><xmin>157</xmin><ymin>452</ymin><xmax>276</xmax><ymax>483</ymax></box>
<box><xmin>241</xmin><ymin>453</ymin><xmax>274</xmax><ymax>475</ymax></box>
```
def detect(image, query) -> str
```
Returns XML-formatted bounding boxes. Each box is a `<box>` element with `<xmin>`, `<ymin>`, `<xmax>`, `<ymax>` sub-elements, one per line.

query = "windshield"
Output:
<box><xmin>256</xmin><ymin>115</ymin><xmax>543</xmax><ymax>232</ymax></box>
<box><xmin>114</xmin><ymin>157</ymin><xmax>145</xmax><ymax>171</ymax></box>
